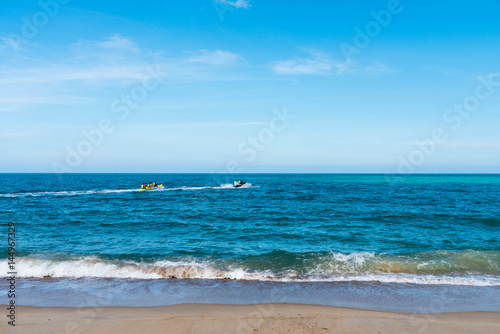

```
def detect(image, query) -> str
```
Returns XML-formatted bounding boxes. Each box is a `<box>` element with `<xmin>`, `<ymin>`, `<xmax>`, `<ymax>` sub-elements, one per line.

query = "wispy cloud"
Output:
<box><xmin>185</xmin><ymin>49</ymin><xmax>242</xmax><ymax>66</ymax></box>
<box><xmin>362</xmin><ymin>62</ymin><xmax>399</xmax><ymax>76</ymax></box>
<box><xmin>444</xmin><ymin>142</ymin><xmax>500</xmax><ymax>148</ymax></box>
<box><xmin>216</xmin><ymin>0</ymin><xmax>251</xmax><ymax>9</ymax></box>
<box><xmin>0</xmin><ymin>36</ymin><xmax>244</xmax><ymax>86</ymax></box>
<box><xmin>475</xmin><ymin>72</ymin><xmax>500</xmax><ymax>81</ymax></box>
<box><xmin>0</xmin><ymin>36</ymin><xmax>24</xmax><ymax>51</ymax></box>
<box><xmin>273</xmin><ymin>58</ymin><xmax>331</xmax><ymax>75</ymax></box>
<box><xmin>0</xmin><ymin>35</ymin><xmax>159</xmax><ymax>86</ymax></box>
<box><xmin>422</xmin><ymin>65</ymin><xmax>463</xmax><ymax>77</ymax></box>
<box><xmin>0</xmin><ymin>130</ymin><xmax>43</xmax><ymax>138</ymax></box>
<box><xmin>0</xmin><ymin>35</ymin><xmax>248</xmax><ymax>110</ymax></box>
<box><xmin>0</xmin><ymin>65</ymin><xmax>149</xmax><ymax>85</ymax></box>
<box><xmin>0</xmin><ymin>93</ymin><xmax>96</xmax><ymax>110</ymax></box>
<box><xmin>69</xmin><ymin>34</ymin><xmax>152</xmax><ymax>63</ymax></box>
<box><xmin>98</xmin><ymin>34</ymin><xmax>139</xmax><ymax>52</ymax></box>
<box><xmin>123</xmin><ymin>121</ymin><xmax>266</xmax><ymax>129</ymax></box>
<box><xmin>272</xmin><ymin>51</ymin><xmax>352</xmax><ymax>75</ymax></box>
<box><xmin>272</xmin><ymin>50</ymin><xmax>397</xmax><ymax>76</ymax></box>
<box><xmin>396</xmin><ymin>140</ymin><xmax>500</xmax><ymax>148</ymax></box>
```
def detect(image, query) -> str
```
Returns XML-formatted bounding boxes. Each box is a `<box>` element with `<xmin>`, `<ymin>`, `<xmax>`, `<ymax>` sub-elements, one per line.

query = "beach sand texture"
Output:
<box><xmin>5</xmin><ymin>304</ymin><xmax>499</xmax><ymax>334</ymax></box>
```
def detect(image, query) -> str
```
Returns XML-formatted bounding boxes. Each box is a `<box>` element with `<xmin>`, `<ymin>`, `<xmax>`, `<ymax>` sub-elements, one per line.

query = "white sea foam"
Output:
<box><xmin>1</xmin><ymin>257</ymin><xmax>499</xmax><ymax>286</ymax></box>
<box><xmin>160</xmin><ymin>183</ymin><xmax>253</xmax><ymax>191</ymax></box>
<box><xmin>0</xmin><ymin>189</ymin><xmax>139</xmax><ymax>198</ymax></box>
<box><xmin>0</xmin><ymin>183</ymin><xmax>253</xmax><ymax>197</ymax></box>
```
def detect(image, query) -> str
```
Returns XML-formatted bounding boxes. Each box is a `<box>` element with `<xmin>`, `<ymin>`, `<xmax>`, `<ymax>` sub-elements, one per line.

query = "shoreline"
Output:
<box><xmin>4</xmin><ymin>278</ymin><xmax>499</xmax><ymax>313</ymax></box>
<box><xmin>7</xmin><ymin>303</ymin><xmax>500</xmax><ymax>334</ymax></box>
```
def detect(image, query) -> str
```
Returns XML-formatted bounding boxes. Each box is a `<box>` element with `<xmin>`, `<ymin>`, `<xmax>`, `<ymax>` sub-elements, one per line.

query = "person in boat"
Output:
<box><xmin>153</xmin><ymin>181</ymin><xmax>157</xmax><ymax>187</ymax></box>
<box><xmin>149</xmin><ymin>182</ymin><xmax>153</xmax><ymax>188</ymax></box>
<box><xmin>141</xmin><ymin>183</ymin><xmax>146</xmax><ymax>189</ymax></box>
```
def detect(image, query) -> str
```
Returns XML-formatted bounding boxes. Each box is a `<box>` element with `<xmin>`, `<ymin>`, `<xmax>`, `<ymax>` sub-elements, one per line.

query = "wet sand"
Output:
<box><xmin>6</xmin><ymin>303</ymin><xmax>500</xmax><ymax>334</ymax></box>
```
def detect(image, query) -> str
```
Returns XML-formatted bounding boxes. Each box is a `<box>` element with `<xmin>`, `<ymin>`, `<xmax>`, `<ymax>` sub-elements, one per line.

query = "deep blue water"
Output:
<box><xmin>1</xmin><ymin>173</ymin><xmax>499</xmax><ymax>287</ymax></box>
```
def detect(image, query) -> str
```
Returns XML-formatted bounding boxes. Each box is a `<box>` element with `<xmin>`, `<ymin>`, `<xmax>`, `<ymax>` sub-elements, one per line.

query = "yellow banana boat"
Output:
<box><xmin>139</xmin><ymin>184</ymin><xmax>163</xmax><ymax>191</ymax></box>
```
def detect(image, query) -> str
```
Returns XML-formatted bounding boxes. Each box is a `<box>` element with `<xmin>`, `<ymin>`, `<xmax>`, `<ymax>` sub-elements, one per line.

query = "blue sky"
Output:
<box><xmin>1</xmin><ymin>0</ymin><xmax>499</xmax><ymax>173</ymax></box>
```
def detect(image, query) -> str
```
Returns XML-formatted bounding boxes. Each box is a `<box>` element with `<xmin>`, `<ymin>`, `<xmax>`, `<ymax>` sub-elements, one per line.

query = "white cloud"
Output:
<box><xmin>273</xmin><ymin>59</ymin><xmax>331</xmax><ymax>75</ymax></box>
<box><xmin>216</xmin><ymin>0</ymin><xmax>251</xmax><ymax>9</ymax></box>
<box><xmin>444</xmin><ymin>142</ymin><xmax>500</xmax><ymax>148</ymax></box>
<box><xmin>0</xmin><ymin>36</ymin><xmax>248</xmax><ymax>110</ymax></box>
<box><xmin>185</xmin><ymin>49</ymin><xmax>241</xmax><ymax>66</ymax></box>
<box><xmin>362</xmin><ymin>62</ymin><xmax>398</xmax><ymax>76</ymax></box>
<box><xmin>272</xmin><ymin>51</ymin><xmax>352</xmax><ymax>75</ymax></box>
<box><xmin>1</xmin><ymin>37</ymin><xmax>242</xmax><ymax>87</ymax></box>
<box><xmin>98</xmin><ymin>34</ymin><xmax>139</xmax><ymax>52</ymax></box>
<box><xmin>0</xmin><ymin>36</ymin><xmax>24</xmax><ymax>52</ymax></box>
<box><xmin>123</xmin><ymin>121</ymin><xmax>266</xmax><ymax>129</ymax></box>
<box><xmin>0</xmin><ymin>94</ymin><xmax>96</xmax><ymax>110</ymax></box>
<box><xmin>70</xmin><ymin>35</ymin><xmax>146</xmax><ymax>62</ymax></box>
<box><xmin>0</xmin><ymin>130</ymin><xmax>43</xmax><ymax>138</ymax></box>
<box><xmin>272</xmin><ymin>51</ymin><xmax>397</xmax><ymax>76</ymax></box>
<box><xmin>0</xmin><ymin>65</ymin><xmax>149</xmax><ymax>85</ymax></box>
<box><xmin>0</xmin><ymin>35</ymin><xmax>166</xmax><ymax>86</ymax></box>
<box><xmin>0</xmin><ymin>35</ymin><xmax>161</xmax><ymax>110</ymax></box>
<box><xmin>396</xmin><ymin>140</ymin><xmax>500</xmax><ymax>149</ymax></box>
<box><xmin>475</xmin><ymin>73</ymin><xmax>500</xmax><ymax>82</ymax></box>
<box><xmin>333</xmin><ymin>58</ymin><xmax>355</xmax><ymax>75</ymax></box>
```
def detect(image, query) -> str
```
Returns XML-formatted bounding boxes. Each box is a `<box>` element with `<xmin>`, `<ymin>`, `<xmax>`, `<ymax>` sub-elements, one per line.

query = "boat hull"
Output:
<box><xmin>139</xmin><ymin>184</ymin><xmax>163</xmax><ymax>191</ymax></box>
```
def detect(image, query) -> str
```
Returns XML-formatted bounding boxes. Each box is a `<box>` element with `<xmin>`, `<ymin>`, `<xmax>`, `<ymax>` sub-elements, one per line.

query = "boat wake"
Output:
<box><xmin>0</xmin><ymin>189</ymin><xmax>139</xmax><ymax>198</ymax></box>
<box><xmin>0</xmin><ymin>183</ymin><xmax>256</xmax><ymax>198</ymax></box>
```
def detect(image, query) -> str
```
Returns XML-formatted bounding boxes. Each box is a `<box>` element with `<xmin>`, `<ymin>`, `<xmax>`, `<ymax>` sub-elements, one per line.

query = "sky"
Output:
<box><xmin>1</xmin><ymin>0</ymin><xmax>499</xmax><ymax>173</ymax></box>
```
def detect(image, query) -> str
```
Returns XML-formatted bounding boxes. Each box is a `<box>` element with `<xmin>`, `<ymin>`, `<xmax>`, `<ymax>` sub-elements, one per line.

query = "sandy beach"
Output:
<box><xmin>5</xmin><ymin>303</ymin><xmax>499</xmax><ymax>334</ymax></box>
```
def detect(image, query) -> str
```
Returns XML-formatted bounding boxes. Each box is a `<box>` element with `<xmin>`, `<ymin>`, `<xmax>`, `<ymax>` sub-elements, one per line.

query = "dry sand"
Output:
<box><xmin>3</xmin><ymin>303</ymin><xmax>499</xmax><ymax>334</ymax></box>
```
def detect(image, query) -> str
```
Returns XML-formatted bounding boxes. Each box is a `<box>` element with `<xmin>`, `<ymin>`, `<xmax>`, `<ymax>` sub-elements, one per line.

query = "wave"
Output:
<box><xmin>0</xmin><ymin>183</ymin><xmax>254</xmax><ymax>198</ymax></box>
<box><xmin>2</xmin><ymin>250</ymin><xmax>499</xmax><ymax>286</ymax></box>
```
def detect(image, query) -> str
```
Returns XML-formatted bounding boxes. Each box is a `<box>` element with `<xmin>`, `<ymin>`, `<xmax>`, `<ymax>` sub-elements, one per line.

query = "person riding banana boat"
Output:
<box><xmin>140</xmin><ymin>181</ymin><xmax>161</xmax><ymax>190</ymax></box>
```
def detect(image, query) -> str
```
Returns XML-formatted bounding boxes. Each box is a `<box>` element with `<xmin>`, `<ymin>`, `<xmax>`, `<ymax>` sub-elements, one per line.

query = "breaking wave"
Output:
<box><xmin>2</xmin><ymin>250</ymin><xmax>499</xmax><ymax>286</ymax></box>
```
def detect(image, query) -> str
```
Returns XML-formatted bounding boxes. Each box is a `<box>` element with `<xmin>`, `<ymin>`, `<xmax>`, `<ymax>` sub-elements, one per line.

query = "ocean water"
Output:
<box><xmin>1</xmin><ymin>173</ymin><xmax>499</xmax><ymax>311</ymax></box>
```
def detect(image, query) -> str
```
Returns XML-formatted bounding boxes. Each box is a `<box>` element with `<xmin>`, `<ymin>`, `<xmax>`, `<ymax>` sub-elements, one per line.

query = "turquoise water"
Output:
<box><xmin>1</xmin><ymin>173</ymin><xmax>499</xmax><ymax>286</ymax></box>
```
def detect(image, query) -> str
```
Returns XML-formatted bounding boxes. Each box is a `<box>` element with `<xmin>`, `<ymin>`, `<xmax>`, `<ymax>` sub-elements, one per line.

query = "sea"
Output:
<box><xmin>1</xmin><ymin>173</ymin><xmax>499</xmax><ymax>312</ymax></box>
